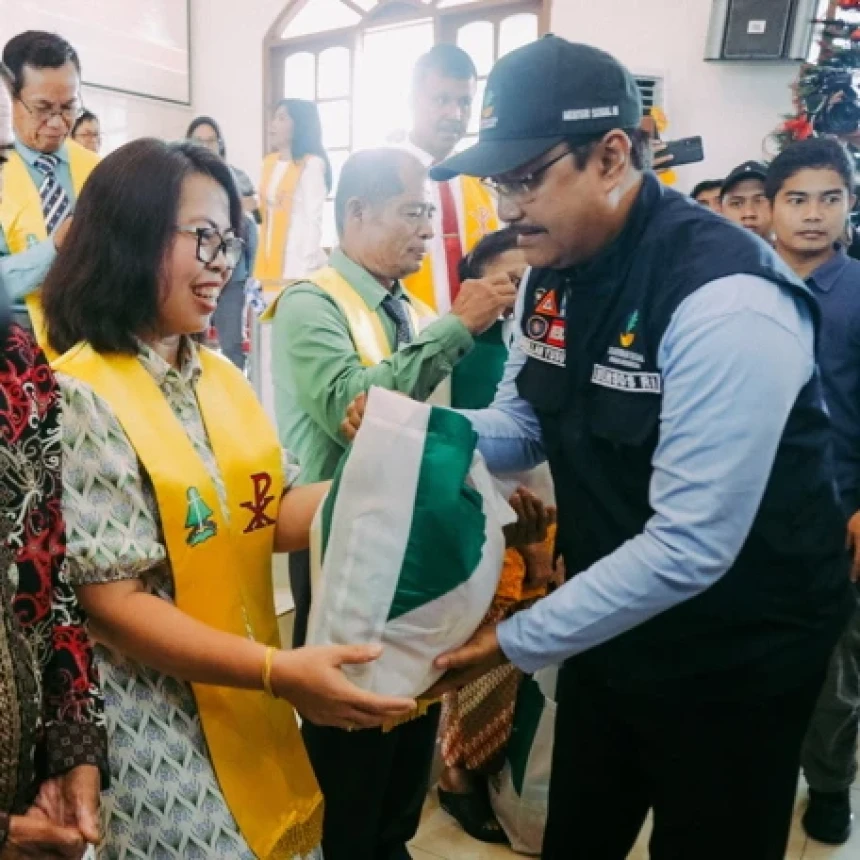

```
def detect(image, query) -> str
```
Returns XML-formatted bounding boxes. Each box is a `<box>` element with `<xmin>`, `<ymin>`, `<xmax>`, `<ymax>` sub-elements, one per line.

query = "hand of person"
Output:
<box><xmin>846</xmin><ymin>511</ymin><xmax>860</xmax><ymax>582</ymax></box>
<box><xmin>504</xmin><ymin>487</ymin><xmax>551</xmax><ymax>548</ymax></box>
<box><xmin>340</xmin><ymin>393</ymin><xmax>367</xmax><ymax>444</ymax></box>
<box><xmin>1</xmin><ymin>807</ymin><xmax>85</xmax><ymax>859</ymax></box>
<box><xmin>424</xmin><ymin>624</ymin><xmax>508</xmax><ymax>699</ymax></box>
<box><xmin>52</xmin><ymin>217</ymin><xmax>73</xmax><ymax>251</ymax></box>
<box><xmin>272</xmin><ymin>644</ymin><xmax>417</xmax><ymax>730</ymax></box>
<box><xmin>650</xmin><ymin>140</ymin><xmax>674</xmax><ymax>173</ymax></box>
<box><xmin>30</xmin><ymin>765</ymin><xmax>100</xmax><ymax>848</ymax></box>
<box><xmin>450</xmin><ymin>274</ymin><xmax>517</xmax><ymax>335</ymax></box>
<box><xmin>520</xmin><ymin>527</ymin><xmax>563</xmax><ymax>591</ymax></box>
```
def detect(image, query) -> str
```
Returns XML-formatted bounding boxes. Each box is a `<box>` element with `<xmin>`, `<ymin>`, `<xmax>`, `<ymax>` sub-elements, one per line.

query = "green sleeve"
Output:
<box><xmin>272</xmin><ymin>284</ymin><xmax>473</xmax><ymax>443</ymax></box>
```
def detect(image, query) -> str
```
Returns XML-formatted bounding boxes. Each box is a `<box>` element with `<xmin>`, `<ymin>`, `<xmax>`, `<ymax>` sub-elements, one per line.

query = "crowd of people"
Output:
<box><xmin>0</xmin><ymin>22</ymin><xmax>859</xmax><ymax>860</ymax></box>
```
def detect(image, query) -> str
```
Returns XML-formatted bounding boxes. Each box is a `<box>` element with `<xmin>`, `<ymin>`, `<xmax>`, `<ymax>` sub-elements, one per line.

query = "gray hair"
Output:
<box><xmin>335</xmin><ymin>148</ymin><xmax>425</xmax><ymax>237</ymax></box>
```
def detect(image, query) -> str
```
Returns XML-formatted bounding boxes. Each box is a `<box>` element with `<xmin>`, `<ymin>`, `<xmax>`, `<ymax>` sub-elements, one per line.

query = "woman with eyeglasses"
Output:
<box><xmin>40</xmin><ymin>138</ymin><xmax>416</xmax><ymax>859</ymax></box>
<box><xmin>256</xmin><ymin>99</ymin><xmax>331</xmax><ymax>288</ymax></box>
<box><xmin>70</xmin><ymin>109</ymin><xmax>101</xmax><ymax>153</ymax></box>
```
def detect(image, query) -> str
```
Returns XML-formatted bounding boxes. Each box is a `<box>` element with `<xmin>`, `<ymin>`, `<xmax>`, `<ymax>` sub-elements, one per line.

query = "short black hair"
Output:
<box><xmin>691</xmin><ymin>179</ymin><xmax>723</xmax><ymax>200</ymax></box>
<box><xmin>567</xmin><ymin>127</ymin><xmax>648</xmax><ymax>172</ymax></box>
<box><xmin>186</xmin><ymin>115</ymin><xmax>225</xmax><ymax>157</ymax></box>
<box><xmin>459</xmin><ymin>227</ymin><xmax>521</xmax><ymax>283</ymax></box>
<box><xmin>71</xmin><ymin>109</ymin><xmax>98</xmax><ymax>138</ymax></box>
<box><xmin>2</xmin><ymin>31</ymin><xmax>80</xmax><ymax>96</ymax></box>
<box><xmin>335</xmin><ymin>148</ymin><xmax>424</xmax><ymax>237</ymax></box>
<box><xmin>43</xmin><ymin>139</ymin><xmax>243</xmax><ymax>356</ymax></box>
<box><xmin>413</xmin><ymin>44</ymin><xmax>477</xmax><ymax>89</ymax></box>
<box><xmin>0</xmin><ymin>61</ymin><xmax>13</xmax><ymax>93</ymax></box>
<box><xmin>765</xmin><ymin>137</ymin><xmax>855</xmax><ymax>202</ymax></box>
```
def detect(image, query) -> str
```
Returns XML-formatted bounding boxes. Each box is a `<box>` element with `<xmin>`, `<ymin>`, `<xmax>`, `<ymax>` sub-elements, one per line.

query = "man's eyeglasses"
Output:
<box><xmin>16</xmin><ymin>97</ymin><xmax>83</xmax><ymax>127</ymax></box>
<box><xmin>176</xmin><ymin>226</ymin><xmax>245</xmax><ymax>268</ymax></box>
<box><xmin>482</xmin><ymin>149</ymin><xmax>573</xmax><ymax>200</ymax></box>
<box><xmin>400</xmin><ymin>203</ymin><xmax>437</xmax><ymax>226</ymax></box>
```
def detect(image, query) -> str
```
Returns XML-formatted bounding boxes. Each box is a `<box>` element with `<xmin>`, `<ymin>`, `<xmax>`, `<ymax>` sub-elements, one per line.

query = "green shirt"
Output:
<box><xmin>271</xmin><ymin>249</ymin><xmax>474</xmax><ymax>483</ymax></box>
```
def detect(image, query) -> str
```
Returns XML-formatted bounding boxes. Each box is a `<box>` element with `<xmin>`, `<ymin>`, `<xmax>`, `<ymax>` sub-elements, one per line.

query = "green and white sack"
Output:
<box><xmin>489</xmin><ymin>667</ymin><xmax>558</xmax><ymax>856</ymax></box>
<box><xmin>307</xmin><ymin>386</ymin><xmax>515</xmax><ymax>698</ymax></box>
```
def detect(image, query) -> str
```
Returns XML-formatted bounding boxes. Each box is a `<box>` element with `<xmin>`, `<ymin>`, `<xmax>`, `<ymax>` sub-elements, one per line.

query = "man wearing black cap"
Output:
<box><xmin>427</xmin><ymin>35</ymin><xmax>854</xmax><ymax>859</ymax></box>
<box><xmin>721</xmin><ymin>160</ymin><xmax>773</xmax><ymax>241</ymax></box>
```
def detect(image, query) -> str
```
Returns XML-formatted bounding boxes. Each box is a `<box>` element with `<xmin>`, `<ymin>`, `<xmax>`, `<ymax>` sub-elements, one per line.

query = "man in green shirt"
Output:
<box><xmin>269</xmin><ymin>147</ymin><xmax>515</xmax><ymax>860</ymax></box>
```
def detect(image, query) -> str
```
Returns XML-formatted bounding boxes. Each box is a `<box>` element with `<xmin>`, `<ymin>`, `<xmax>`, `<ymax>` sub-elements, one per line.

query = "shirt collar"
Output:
<box><xmin>328</xmin><ymin>248</ymin><xmax>408</xmax><ymax>310</ymax></box>
<box><xmin>14</xmin><ymin>138</ymin><xmax>70</xmax><ymax>167</ymax></box>
<box><xmin>808</xmin><ymin>246</ymin><xmax>850</xmax><ymax>295</ymax></box>
<box><xmin>134</xmin><ymin>336</ymin><xmax>203</xmax><ymax>387</ymax></box>
<box><xmin>402</xmin><ymin>137</ymin><xmax>435</xmax><ymax>169</ymax></box>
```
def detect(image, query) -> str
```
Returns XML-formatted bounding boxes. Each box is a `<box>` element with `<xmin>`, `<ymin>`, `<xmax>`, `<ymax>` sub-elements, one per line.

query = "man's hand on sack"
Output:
<box><xmin>272</xmin><ymin>644</ymin><xmax>417</xmax><ymax>730</ymax></box>
<box><xmin>504</xmin><ymin>487</ymin><xmax>552</xmax><ymax>548</ymax></box>
<box><xmin>423</xmin><ymin>624</ymin><xmax>507</xmax><ymax>699</ymax></box>
<box><xmin>340</xmin><ymin>392</ymin><xmax>368</xmax><ymax>443</ymax></box>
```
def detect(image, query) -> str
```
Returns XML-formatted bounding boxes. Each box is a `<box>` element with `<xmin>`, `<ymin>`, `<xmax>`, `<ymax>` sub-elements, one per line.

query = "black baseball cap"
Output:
<box><xmin>721</xmin><ymin>161</ymin><xmax>768</xmax><ymax>196</ymax></box>
<box><xmin>430</xmin><ymin>35</ymin><xmax>643</xmax><ymax>182</ymax></box>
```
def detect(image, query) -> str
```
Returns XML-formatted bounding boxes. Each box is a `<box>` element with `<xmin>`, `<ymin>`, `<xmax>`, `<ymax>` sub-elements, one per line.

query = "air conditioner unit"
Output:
<box><xmin>705</xmin><ymin>0</ymin><xmax>818</xmax><ymax>61</ymax></box>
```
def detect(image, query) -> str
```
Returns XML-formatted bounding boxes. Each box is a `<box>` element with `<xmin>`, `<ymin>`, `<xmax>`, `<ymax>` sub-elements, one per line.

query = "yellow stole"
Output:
<box><xmin>262</xmin><ymin>265</ymin><xmax>436</xmax><ymax>366</ymax></box>
<box><xmin>52</xmin><ymin>343</ymin><xmax>323</xmax><ymax>859</ymax></box>
<box><xmin>0</xmin><ymin>140</ymin><xmax>99</xmax><ymax>359</ymax></box>
<box><xmin>255</xmin><ymin>153</ymin><xmax>308</xmax><ymax>289</ymax></box>
<box><xmin>403</xmin><ymin>175</ymin><xmax>498</xmax><ymax>312</ymax></box>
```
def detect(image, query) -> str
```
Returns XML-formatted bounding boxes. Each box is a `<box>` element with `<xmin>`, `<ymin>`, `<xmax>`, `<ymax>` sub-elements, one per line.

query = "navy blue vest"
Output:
<box><xmin>517</xmin><ymin>173</ymin><xmax>853</xmax><ymax>693</ymax></box>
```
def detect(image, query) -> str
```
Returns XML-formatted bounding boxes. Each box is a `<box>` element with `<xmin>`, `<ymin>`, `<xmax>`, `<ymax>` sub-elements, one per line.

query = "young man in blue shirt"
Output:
<box><xmin>768</xmin><ymin>137</ymin><xmax>860</xmax><ymax>846</ymax></box>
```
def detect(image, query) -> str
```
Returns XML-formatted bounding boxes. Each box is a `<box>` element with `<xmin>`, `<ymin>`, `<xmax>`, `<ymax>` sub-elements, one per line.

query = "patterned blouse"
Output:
<box><xmin>58</xmin><ymin>337</ymin><xmax>317</xmax><ymax>860</ymax></box>
<box><xmin>0</xmin><ymin>326</ymin><xmax>107</xmax><ymax>845</ymax></box>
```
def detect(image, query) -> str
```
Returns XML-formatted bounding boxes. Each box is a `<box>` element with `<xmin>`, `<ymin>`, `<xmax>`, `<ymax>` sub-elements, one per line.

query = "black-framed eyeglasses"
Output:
<box><xmin>176</xmin><ymin>226</ymin><xmax>245</xmax><ymax>268</ymax></box>
<box><xmin>16</xmin><ymin>97</ymin><xmax>83</xmax><ymax>127</ymax></box>
<box><xmin>482</xmin><ymin>149</ymin><xmax>573</xmax><ymax>200</ymax></box>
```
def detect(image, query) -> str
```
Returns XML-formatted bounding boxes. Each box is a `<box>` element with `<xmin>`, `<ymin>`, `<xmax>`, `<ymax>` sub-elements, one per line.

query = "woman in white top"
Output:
<box><xmin>256</xmin><ymin>99</ymin><xmax>331</xmax><ymax>283</ymax></box>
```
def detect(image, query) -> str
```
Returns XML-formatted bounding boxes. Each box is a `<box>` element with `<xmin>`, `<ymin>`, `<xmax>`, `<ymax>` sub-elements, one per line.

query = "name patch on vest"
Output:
<box><xmin>523</xmin><ymin>286</ymin><xmax>566</xmax><ymax>367</ymax></box>
<box><xmin>591</xmin><ymin>364</ymin><xmax>662</xmax><ymax>393</ymax></box>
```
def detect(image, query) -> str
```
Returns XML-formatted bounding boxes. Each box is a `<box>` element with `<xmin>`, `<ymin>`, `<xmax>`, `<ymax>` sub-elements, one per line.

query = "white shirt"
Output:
<box><xmin>263</xmin><ymin>155</ymin><xmax>328</xmax><ymax>280</ymax></box>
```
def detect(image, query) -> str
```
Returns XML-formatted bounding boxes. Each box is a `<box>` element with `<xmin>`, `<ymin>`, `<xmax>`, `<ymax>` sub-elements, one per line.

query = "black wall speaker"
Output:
<box><xmin>705</xmin><ymin>0</ymin><xmax>818</xmax><ymax>61</ymax></box>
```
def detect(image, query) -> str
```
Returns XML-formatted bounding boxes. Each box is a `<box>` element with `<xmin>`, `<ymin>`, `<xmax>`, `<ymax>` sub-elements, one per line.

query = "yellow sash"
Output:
<box><xmin>255</xmin><ymin>153</ymin><xmax>308</xmax><ymax>288</ymax></box>
<box><xmin>262</xmin><ymin>265</ymin><xmax>435</xmax><ymax>367</ymax></box>
<box><xmin>52</xmin><ymin>343</ymin><xmax>323</xmax><ymax>859</ymax></box>
<box><xmin>0</xmin><ymin>139</ymin><xmax>99</xmax><ymax>359</ymax></box>
<box><xmin>403</xmin><ymin>175</ymin><xmax>498</xmax><ymax>311</ymax></box>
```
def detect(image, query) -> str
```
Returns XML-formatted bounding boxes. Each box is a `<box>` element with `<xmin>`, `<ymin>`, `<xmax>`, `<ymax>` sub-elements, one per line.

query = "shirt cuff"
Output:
<box><xmin>43</xmin><ymin>722</ymin><xmax>109</xmax><ymax>789</ymax></box>
<box><xmin>422</xmin><ymin>314</ymin><xmax>473</xmax><ymax>362</ymax></box>
<box><xmin>497</xmin><ymin>611</ymin><xmax>547</xmax><ymax>674</ymax></box>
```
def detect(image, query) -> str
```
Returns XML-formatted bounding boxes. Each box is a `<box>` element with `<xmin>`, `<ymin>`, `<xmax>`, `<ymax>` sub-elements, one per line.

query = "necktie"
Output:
<box><xmin>33</xmin><ymin>154</ymin><xmax>72</xmax><ymax>235</ymax></box>
<box><xmin>381</xmin><ymin>293</ymin><xmax>414</xmax><ymax>349</ymax></box>
<box><xmin>438</xmin><ymin>179</ymin><xmax>464</xmax><ymax>304</ymax></box>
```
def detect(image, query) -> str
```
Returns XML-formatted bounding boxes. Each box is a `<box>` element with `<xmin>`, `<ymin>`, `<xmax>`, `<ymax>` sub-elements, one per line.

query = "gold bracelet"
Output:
<box><xmin>262</xmin><ymin>646</ymin><xmax>276</xmax><ymax>698</ymax></box>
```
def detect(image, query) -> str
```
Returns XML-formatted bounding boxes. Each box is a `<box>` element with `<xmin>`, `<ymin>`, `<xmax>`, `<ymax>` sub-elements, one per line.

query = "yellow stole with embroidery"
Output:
<box><xmin>403</xmin><ymin>175</ymin><xmax>498</xmax><ymax>312</ymax></box>
<box><xmin>262</xmin><ymin>265</ymin><xmax>436</xmax><ymax>366</ymax></box>
<box><xmin>0</xmin><ymin>140</ymin><xmax>99</xmax><ymax>359</ymax></box>
<box><xmin>52</xmin><ymin>342</ymin><xmax>323</xmax><ymax>859</ymax></box>
<box><xmin>255</xmin><ymin>153</ymin><xmax>308</xmax><ymax>290</ymax></box>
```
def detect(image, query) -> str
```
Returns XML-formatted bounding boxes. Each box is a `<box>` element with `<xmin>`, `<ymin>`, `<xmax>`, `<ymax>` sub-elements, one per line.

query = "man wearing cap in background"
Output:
<box><xmin>721</xmin><ymin>159</ymin><xmax>773</xmax><ymax>242</ymax></box>
<box><xmin>424</xmin><ymin>35</ymin><xmax>854</xmax><ymax>859</ymax></box>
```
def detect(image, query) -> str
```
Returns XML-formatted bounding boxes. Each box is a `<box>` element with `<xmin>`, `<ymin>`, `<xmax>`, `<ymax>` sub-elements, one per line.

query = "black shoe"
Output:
<box><xmin>803</xmin><ymin>788</ymin><xmax>854</xmax><ymax>845</ymax></box>
<box><xmin>438</xmin><ymin>786</ymin><xmax>510</xmax><ymax>845</ymax></box>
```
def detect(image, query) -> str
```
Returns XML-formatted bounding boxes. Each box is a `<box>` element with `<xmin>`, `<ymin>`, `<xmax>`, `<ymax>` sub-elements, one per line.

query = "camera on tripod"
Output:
<box><xmin>810</xmin><ymin>68</ymin><xmax>860</xmax><ymax>135</ymax></box>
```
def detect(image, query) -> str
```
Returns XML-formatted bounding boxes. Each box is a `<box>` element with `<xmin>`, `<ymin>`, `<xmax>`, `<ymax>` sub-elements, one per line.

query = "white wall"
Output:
<box><xmin>550</xmin><ymin>0</ymin><xmax>800</xmax><ymax>189</ymax></box>
<box><xmin>189</xmin><ymin>0</ymin><xmax>803</xmax><ymax>192</ymax></box>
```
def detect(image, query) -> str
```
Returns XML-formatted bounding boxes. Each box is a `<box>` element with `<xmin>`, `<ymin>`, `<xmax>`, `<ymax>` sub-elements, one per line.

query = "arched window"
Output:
<box><xmin>265</xmin><ymin>0</ymin><xmax>549</xmax><ymax>245</ymax></box>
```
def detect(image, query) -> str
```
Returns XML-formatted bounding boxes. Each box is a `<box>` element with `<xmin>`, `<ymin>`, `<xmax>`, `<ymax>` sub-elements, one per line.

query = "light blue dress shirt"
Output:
<box><xmin>466</xmin><ymin>273</ymin><xmax>816</xmax><ymax>674</ymax></box>
<box><xmin>0</xmin><ymin>140</ymin><xmax>70</xmax><ymax>304</ymax></box>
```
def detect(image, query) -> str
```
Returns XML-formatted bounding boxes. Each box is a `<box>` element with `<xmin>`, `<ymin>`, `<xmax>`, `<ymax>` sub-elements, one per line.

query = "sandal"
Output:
<box><xmin>438</xmin><ymin>786</ymin><xmax>510</xmax><ymax>845</ymax></box>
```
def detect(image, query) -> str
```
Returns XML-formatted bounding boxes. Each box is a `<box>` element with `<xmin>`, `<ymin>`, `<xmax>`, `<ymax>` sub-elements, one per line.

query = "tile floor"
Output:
<box><xmin>411</xmin><ymin>759</ymin><xmax>860</xmax><ymax>859</ymax></box>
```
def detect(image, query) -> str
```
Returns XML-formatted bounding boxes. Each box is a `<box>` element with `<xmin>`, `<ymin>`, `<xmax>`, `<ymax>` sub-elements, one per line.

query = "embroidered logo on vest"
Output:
<box><xmin>241</xmin><ymin>472</ymin><xmax>277</xmax><ymax>534</ymax></box>
<box><xmin>185</xmin><ymin>488</ymin><xmax>218</xmax><ymax>546</ymax></box>
<box><xmin>620</xmin><ymin>310</ymin><xmax>639</xmax><ymax>348</ymax></box>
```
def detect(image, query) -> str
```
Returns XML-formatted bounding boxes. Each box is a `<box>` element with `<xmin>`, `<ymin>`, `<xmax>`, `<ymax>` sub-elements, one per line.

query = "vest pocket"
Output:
<box><xmin>588</xmin><ymin>388</ymin><xmax>661</xmax><ymax>447</ymax></box>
